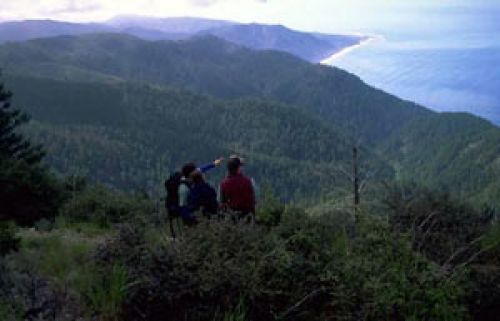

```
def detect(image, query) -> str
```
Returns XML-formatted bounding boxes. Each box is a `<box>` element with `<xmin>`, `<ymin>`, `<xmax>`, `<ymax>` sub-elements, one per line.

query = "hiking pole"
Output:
<box><xmin>167</xmin><ymin>209</ymin><xmax>176</xmax><ymax>240</ymax></box>
<box><xmin>169</xmin><ymin>216</ymin><xmax>176</xmax><ymax>240</ymax></box>
<box><xmin>176</xmin><ymin>216</ymin><xmax>182</xmax><ymax>237</ymax></box>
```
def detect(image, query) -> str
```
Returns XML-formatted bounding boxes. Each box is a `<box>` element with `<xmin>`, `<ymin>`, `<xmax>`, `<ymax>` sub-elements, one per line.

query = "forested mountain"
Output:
<box><xmin>0</xmin><ymin>34</ymin><xmax>498</xmax><ymax>206</ymax></box>
<box><xmin>5</xmin><ymin>75</ymin><xmax>391</xmax><ymax>200</ymax></box>
<box><xmin>0</xmin><ymin>18</ymin><xmax>362</xmax><ymax>62</ymax></box>
<box><xmin>0</xmin><ymin>34</ymin><xmax>429</xmax><ymax>143</ymax></box>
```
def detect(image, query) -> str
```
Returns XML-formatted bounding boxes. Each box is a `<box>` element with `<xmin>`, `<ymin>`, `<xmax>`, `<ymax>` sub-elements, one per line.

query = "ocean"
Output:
<box><xmin>325</xmin><ymin>7</ymin><xmax>500</xmax><ymax>125</ymax></box>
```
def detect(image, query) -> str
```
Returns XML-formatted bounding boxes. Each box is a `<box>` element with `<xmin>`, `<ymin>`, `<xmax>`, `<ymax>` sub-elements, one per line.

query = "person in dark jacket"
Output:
<box><xmin>177</xmin><ymin>158</ymin><xmax>223</xmax><ymax>222</ymax></box>
<box><xmin>188</xmin><ymin>170</ymin><xmax>218</xmax><ymax>218</ymax></box>
<box><xmin>219</xmin><ymin>155</ymin><xmax>256</xmax><ymax>219</ymax></box>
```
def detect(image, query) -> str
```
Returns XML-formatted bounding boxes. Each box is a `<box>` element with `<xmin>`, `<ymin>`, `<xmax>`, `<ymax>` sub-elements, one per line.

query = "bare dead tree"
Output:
<box><xmin>353</xmin><ymin>146</ymin><xmax>360</xmax><ymax>206</ymax></box>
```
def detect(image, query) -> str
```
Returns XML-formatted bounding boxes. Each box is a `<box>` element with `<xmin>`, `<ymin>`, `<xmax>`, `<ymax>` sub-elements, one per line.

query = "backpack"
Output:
<box><xmin>165</xmin><ymin>172</ymin><xmax>188</xmax><ymax>213</ymax></box>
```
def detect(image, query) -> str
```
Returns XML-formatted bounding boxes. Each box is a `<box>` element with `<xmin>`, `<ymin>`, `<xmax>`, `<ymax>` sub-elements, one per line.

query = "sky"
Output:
<box><xmin>1</xmin><ymin>0</ymin><xmax>499</xmax><ymax>34</ymax></box>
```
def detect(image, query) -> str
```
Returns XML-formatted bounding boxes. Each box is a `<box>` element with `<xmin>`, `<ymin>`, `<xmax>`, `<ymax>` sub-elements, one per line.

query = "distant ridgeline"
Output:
<box><xmin>0</xmin><ymin>17</ymin><xmax>364</xmax><ymax>62</ymax></box>
<box><xmin>0</xmin><ymin>33</ymin><xmax>498</xmax><ymax>206</ymax></box>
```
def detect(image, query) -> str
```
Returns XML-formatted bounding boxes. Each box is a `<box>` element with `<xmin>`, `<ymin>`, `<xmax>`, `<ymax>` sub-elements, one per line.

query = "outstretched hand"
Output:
<box><xmin>214</xmin><ymin>157</ymin><xmax>224</xmax><ymax>166</ymax></box>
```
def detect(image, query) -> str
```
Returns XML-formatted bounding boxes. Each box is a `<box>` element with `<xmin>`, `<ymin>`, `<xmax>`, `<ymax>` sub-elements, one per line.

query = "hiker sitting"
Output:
<box><xmin>219</xmin><ymin>155</ymin><xmax>256</xmax><ymax>221</ymax></box>
<box><xmin>165</xmin><ymin>157</ymin><xmax>223</xmax><ymax>225</ymax></box>
<box><xmin>187</xmin><ymin>170</ymin><xmax>218</xmax><ymax>219</ymax></box>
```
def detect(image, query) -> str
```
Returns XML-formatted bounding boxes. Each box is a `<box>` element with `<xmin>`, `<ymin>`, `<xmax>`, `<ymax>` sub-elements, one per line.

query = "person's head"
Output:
<box><xmin>189</xmin><ymin>169</ymin><xmax>205</xmax><ymax>185</ymax></box>
<box><xmin>181</xmin><ymin>162</ymin><xmax>197</xmax><ymax>178</ymax></box>
<box><xmin>227</xmin><ymin>155</ymin><xmax>244</xmax><ymax>175</ymax></box>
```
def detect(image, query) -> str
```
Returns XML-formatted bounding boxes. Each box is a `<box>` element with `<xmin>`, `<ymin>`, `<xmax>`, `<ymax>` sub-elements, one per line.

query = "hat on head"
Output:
<box><xmin>227</xmin><ymin>155</ymin><xmax>244</xmax><ymax>173</ymax></box>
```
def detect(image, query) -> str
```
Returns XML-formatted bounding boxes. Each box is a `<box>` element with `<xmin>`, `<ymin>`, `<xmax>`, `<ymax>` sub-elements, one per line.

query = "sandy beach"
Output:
<box><xmin>320</xmin><ymin>35</ymin><xmax>382</xmax><ymax>65</ymax></box>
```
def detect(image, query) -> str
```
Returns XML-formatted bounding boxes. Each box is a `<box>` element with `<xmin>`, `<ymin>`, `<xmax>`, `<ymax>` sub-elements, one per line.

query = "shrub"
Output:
<box><xmin>93</xmin><ymin>207</ymin><xmax>467</xmax><ymax>321</ymax></box>
<box><xmin>0</xmin><ymin>157</ymin><xmax>63</xmax><ymax>226</ymax></box>
<box><xmin>256</xmin><ymin>187</ymin><xmax>285</xmax><ymax>227</ymax></box>
<box><xmin>0</xmin><ymin>257</ymin><xmax>84</xmax><ymax>321</ymax></box>
<box><xmin>75</xmin><ymin>264</ymin><xmax>130</xmax><ymax>321</ymax></box>
<box><xmin>385</xmin><ymin>185</ymin><xmax>494</xmax><ymax>265</ymax></box>
<box><xmin>0</xmin><ymin>221</ymin><xmax>19</xmax><ymax>256</ymax></box>
<box><xmin>58</xmin><ymin>184</ymin><xmax>153</xmax><ymax>227</ymax></box>
<box><xmin>331</xmin><ymin>219</ymin><xmax>467</xmax><ymax>321</ymax></box>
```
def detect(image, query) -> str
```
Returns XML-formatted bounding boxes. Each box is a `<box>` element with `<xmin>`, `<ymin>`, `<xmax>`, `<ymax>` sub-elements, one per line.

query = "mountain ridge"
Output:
<box><xmin>0</xmin><ymin>33</ymin><xmax>430</xmax><ymax>143</ymax></box>
<box><xmin>0</xmin><ymin>17</ymin><xmax>364</xmax><ymax>62</ymax></box>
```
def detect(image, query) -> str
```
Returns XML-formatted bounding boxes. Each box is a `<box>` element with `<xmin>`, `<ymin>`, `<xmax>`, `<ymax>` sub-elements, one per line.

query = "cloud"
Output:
<box><xmin>189</xmin><ymin>0</ymin><xmax>266</xmax><ymax>7</ymax></box>
<box><xmin>40</xmin><ymin>0</ymin><xmax>102</xmax><ymax>15</ymax></box>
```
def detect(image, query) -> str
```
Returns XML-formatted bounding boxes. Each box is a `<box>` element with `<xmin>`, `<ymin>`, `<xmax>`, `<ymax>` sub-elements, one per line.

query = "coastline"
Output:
<box><xmin>320</xmin><ymin>35</ymin><xmax>382</xmax><ymax>65</ymax></box>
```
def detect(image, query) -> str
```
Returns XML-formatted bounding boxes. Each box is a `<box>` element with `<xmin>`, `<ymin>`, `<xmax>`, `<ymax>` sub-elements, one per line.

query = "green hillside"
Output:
<box><xmin>6</xmin><ymin>75</ymin><xmax>391</xmax><ymax>200</ymax></box>
<box><xmin>0</xmin><ymin>34</ymin><xmax>430</xmax><ymax>143</ymax></box>
<box><xmin>382</xmin><ymin>113</ymin><xmax>500</xmax><ymax>204</ymax></box>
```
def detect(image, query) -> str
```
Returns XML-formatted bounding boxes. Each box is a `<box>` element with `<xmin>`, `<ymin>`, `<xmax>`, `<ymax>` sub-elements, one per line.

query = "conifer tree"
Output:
<box><xmin>0</xmin><ymin>74</ymin><xmax>62</xmax><ymax>225</ymax></box>
<box><xmin>0</xmin><ymin>79</ymin><xmax>44</xmax><ymax>164</ymax></box>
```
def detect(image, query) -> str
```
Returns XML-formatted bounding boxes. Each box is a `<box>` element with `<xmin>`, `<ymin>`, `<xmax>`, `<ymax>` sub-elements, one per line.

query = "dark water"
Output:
<box><xmin>329</xmin><ymin>8</ymin><xmax>500</xmax><ymax>125</ymax></box>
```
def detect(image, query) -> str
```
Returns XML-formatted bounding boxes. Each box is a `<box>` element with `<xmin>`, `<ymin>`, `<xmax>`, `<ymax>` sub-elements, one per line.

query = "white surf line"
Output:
<box><xmin>320</xmin><ymin>35</ymin><xmax>382</xmax><ymax>65</ymax></box>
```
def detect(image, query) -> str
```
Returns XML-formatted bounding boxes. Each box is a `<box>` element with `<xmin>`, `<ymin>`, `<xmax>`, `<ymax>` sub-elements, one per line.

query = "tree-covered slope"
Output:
<box><xmin>382</xmin><ymin>113</ymin><xmax>500</xmax><ymax>205</ymax></box>
<box><xmin>0</xmin><ymin>33</ymin><xmax>431</xmax><ymax>143</ymax></box>
<box><xmin>6</xmin><ymin>75</ymin><xmax>391</xmax><ymax>200</ymax></box>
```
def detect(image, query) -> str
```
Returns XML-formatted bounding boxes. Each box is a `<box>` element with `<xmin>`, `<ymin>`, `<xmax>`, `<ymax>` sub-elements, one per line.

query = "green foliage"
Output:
<box><xmin>0</xmin><ymin>259</ymin><xmax>29</xmax><ymax>321</ymax></box>
<box><xmin>385</xmin><ymin>184</ymin><xmax>495</xmax><ymax>265</ymax></box>
<box><xmin>58</xmin><ymin>184</ymin><xmax>154</xmax><ymax>227</ymax></box>
<box><xmin>382</xmin><ymin>114</ymin><xmax>500</xmax><ymax>208</ymax></box>
<box><xmin>0</xmin><ymin>75</ymin><xmax>43</xmax><ymax>164</ymax></box>
<box><xmin>3</xmin><ymin>184</ymin><xmax>497</xmax><ymax>320</ymax></box>
<box><xmin>87</xmin><ymin>207</ymin><xmax>467</xmax><ymax>321</ymax></box>
<box><xmin>17</xmin><ymin>229</ymin><xmax>94</xmax><ymax>288</ymax></box>
<box><xmin>0</xmin><ymin>221</ymin><xmax>19</xmax><ymax>256</ymax></box>
<box><xmin>0</xmin><ymin>76</ymin><xmax>64</xmax><ymax>225</ymax></box>
<box><xmin>76</xmin><ymin>264</ymin><xmax>130</xmax><ymax>321</ymax></box>
<box><xmin>213</xmin><ymin>299</ymin><xmax>248</xmax><ymax>321</ymax></box>
<box><xmin>336</xmin><ymin>220</ymin><xmax>467</xmax><ymax>321</ymax></box>
<box><xmin>4</xmin><ymin>75</ymin><xmax>390</xmax><ymax>201</ymax></box>
<box><xmin>256</xmin><ymin>186</ymin><xmax>285</xmax><ymax>227</ymax></box>
<box><xmin>0</xmin><ymin>156</ymin><xmax>64</xmax><ymax>225</ymax></box>
<box><xmin>482</xmin><ymin>221</ymin><xmax>500</xmax><ymax>250</ymax></box>
<box><xmin>0</xmin><ymin>247</ymin><xmax>85</xmax><ymax>320</ymax></box>
<box><xmin>384</xmin><ymin>185</ymin><xmax>500</xmax><ymax>320</ymax></box>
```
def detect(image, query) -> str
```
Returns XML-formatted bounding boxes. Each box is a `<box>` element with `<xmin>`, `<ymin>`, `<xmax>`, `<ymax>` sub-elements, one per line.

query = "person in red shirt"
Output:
<box><xmin>219</xmin><ymin>155</ymin><xmax>256</xmax><ymax>219</ymax></box>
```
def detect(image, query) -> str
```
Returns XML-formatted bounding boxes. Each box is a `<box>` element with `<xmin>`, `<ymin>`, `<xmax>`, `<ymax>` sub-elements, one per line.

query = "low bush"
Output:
<box><xmin>58</xmin><ymin>184</ymin><xmax>153</xmax><ymax>227</ymax></box>
<box><xmin>0</xmin><ymin>221</ymin><xmax>19</xmax><ymax>256</ymax></box>
<box><xmin>385</xmin><ymin>185</ymin><xmax>494</xmax><ymax>265</ymax></box>
<box><xmin>0</xmin><ymin>257</ymin><xmax>83</xmax><ymax>321</ymax></box>
<box><xmin>75</xmin><ymin>264</ymin><xmax>130</xmax><ymax>321</ymax></box>
<box><xmin>92</xmin><ymin>208</ymin><xmax>467</xmax><ymax>321</ymax></box>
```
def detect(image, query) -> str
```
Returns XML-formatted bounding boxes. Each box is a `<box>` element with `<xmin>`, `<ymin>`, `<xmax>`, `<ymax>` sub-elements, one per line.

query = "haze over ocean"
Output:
<box><xmin>328</xmin><ymin>5</ymin><xmax>500</xmax><ymax>125</ymax></box>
